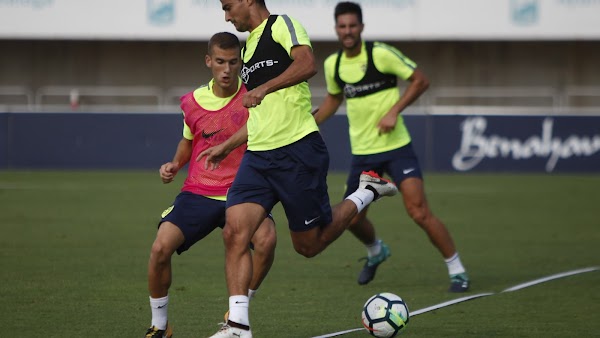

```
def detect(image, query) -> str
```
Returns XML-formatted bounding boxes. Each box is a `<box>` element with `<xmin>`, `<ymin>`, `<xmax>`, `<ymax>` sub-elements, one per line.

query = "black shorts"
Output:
<box><xmin>159</xmin><ymin>192</ymin><xmax>226</xmax><ymax>254</ymax></box>
<box><xmin>343</xmin><ymin>143</ymin><xmax>423</xmax><ymax>198</ymax></box>
<box><xmin>227</xmin><ymin>132</ymin><xmax>333</xmax><ymax>232</ymax></box>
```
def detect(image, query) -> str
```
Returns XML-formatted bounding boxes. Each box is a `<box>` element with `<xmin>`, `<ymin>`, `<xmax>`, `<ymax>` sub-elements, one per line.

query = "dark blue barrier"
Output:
<box><xmin>1</xmin><ymin>112</ymin><xmax>599</xmax><ymax>172</ymax></box>
<box><xmin>0</xmin><ymin>113</ymin><xmax>8</xmax><ymax>168</ymax></box>
<box><xmin>3</xmin><ymin>113</ymin><xmax>181</xmax><ymax>169</ymax></box>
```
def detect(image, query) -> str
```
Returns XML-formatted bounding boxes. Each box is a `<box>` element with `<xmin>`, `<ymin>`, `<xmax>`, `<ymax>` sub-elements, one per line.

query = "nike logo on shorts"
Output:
<box><xmin>304</xmin><ymin>216</ymin><xmax>320</xmax><ymax>225</ymax></box>
<box><xmin>403</xmin><ymin>168</ymin><xmax>415</xmax><ymax>175</ymax></box>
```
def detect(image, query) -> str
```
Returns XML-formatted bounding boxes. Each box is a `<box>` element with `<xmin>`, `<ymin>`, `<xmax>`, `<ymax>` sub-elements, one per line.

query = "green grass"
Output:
<box><xmin>1</xmin><ymin>171</ymin><xmax>599</xmax><ymax>337</ymax></box>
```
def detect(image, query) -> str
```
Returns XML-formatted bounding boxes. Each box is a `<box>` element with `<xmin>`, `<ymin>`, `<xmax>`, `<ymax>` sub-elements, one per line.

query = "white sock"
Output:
<box><xmin>248</xmin><ymin>289</ymin><xmax>257</xmax><ymax>299</ymax></box>
<box><xmin>345</xmin><ymin>189</ymin><xmax>374</xmax><ymax>213</ymax></box>
<box><xmin>366</xmin><ymin>239</ymin><xmax>382</xmax><ymax>258</ymax></box>
<box><xmin>445</xmin><ymin>252</ymin><xmax>466</xmax><ymax>276</ymax></box>
<box><xmin>149</xmin><ymin>295</ymin><xmax>169</xmax><ymax>329</ymax></box>
<box><xmin>228</xmin><ymin>295</ymin><xmax>250</xmax><ymax>326</ymax></box>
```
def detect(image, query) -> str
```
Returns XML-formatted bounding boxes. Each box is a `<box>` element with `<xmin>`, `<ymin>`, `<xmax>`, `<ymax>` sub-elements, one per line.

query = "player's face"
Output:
<box><xmin>221</xmin><ymin>0</ymin><xmax>251</xmax><ymax>32</ymax></box>
<box><xmin>335</xmin><ymin>13</ymin><xmax>364</xmax><ymax>51</ymax></box>
<box><xmin>206</xmin><ymin>46</ymin><xmax>241</xmax><ymax>92</ymax></box>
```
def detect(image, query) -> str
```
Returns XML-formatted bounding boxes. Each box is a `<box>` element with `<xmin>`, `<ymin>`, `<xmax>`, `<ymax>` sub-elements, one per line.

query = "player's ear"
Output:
<box><xmin>205</xmin><ymin>54</ymin><xmax>211</xmax><ymax>68</ymax></box>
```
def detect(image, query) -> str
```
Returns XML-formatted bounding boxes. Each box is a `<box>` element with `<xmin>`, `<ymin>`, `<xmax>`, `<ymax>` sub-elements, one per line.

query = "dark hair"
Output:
<box><xmin>207</xmin><ymin>32</ymin><xmax>240</xmax><ymax>55</ymax></box>
<box><xmin>334</xmin><ymin>1</ymin><xmax>362</xmax><ymax>23</ymax></box>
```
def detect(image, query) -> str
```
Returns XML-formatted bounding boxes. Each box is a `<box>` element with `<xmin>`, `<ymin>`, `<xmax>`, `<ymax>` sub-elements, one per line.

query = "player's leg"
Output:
<box><xmin>146</xmin><ymin>221</ymin><xmax>181</xmax><ymax>337</ymax></box>
<box><xmin>248</xmin><ymin>215</ymin><xmax>277</xmax><ymax>296</ymax></box>
<box><xmin>288</xmin><ymin>198</ymin><xmax>357</xmax><ymax>257</ymax></box>
<box><xmin>148</xmin><ymin>222</ymin><xmax>184</xmax><ymax>298</ymax></box>
<box><xmin>211</xmin><ymin>202</ymin><xmax>265</xmax><ymax>338</ymax></box>
<box><xmin>223</xmin><ymin>215</ymin><xmax>276</xmax><ymax>323</ymax></box>
<box><xmin>344</xmin><ymin>158</ymin><xmax>392</xmax><ymax>285</ymax></box>
<box><xmin>211</xmin><ymin>152</ymin><xmax>276</xmax><ymax>338</ymax></box>
<box><xmin>148</xmin><ymin>192</ymin><xmax>226</xmax><ymax>337</ymax></box>
<box><xmin>399</xmin><ymin>177</ymin><xmax>456</xmax><ymax>256</ymax></box>
<box><xmin>398</xmin><ymin>177</ymin><xmax>469</xmax><ymax>291</ymax></box>
<box><xmin>389</xmin><ymin>143</ymin><xmax>469</xmax><ymax>291</ymax></box>
<box><xmin>351</xmin><ymin>214</ymin><xmax>392</xmax><ymax>285</ymax></box>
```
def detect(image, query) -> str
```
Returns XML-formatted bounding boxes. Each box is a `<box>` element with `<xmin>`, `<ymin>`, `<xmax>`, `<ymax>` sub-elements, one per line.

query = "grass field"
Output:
<box><xmin>1</xmin><ymin>171</ymin><xmax>599</xmax><ymax>337</ymax></box>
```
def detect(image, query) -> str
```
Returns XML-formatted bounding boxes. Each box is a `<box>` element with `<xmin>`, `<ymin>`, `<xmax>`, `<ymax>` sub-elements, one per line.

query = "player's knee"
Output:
<box><xmin>222</xmin><ymin>223</ymin><xmax>251</xmax><ymax>249</ymax></box>
<box><xmin>293</xmin><ymin>243</ymin><xmax>320</xmax><ymax>258</ymax></box>
<box><xmin>150</xmin><ymin>240</ymin><xmax>172</xmax><ymax>265</ymax></box>
<box><xmin>408</xmin><ymin>206</ymin><xmax>429</xmax><ymax>226</ymax></box>
<box><xmin>221</xmin><ymin>224</ymin><xmax>237</xmax><ymax>243</ymax></box>
<box><xmin>253</xmin><ymin>227</ymin><xmax>277</xmax><ymax>253</ymax></box>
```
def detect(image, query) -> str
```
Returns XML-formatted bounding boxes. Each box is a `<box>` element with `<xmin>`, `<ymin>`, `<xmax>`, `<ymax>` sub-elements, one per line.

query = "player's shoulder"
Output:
<box><xmin>324</xmin><ymin>51</ymin><xmax>340</xmax><ymax>66</ymax></box>
<box><xmin>273</xmin><ymin>14</ymin><xmax>302</xmax><ymax>26</ymax></box>
<box><xmin>372</xmin><ymin>41</ymin><xmax>403</xmax><ymax>55</ymax></box>
<box><xmin>272</xmin><ymin>14</ymin><xmax>308</xmax><ymax>35</ymax></box>
<box><xmin>191</xmin><ymin>82</ymin><xmax>214</xmax><ymax>102</ymax></box>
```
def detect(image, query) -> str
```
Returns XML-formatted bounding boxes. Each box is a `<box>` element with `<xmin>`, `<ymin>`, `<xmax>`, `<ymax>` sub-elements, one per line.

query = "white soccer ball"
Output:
<box><xmin>361</xmin><ymin>292</ymin><xmax>410</xmax><ymax>337</ymax></box>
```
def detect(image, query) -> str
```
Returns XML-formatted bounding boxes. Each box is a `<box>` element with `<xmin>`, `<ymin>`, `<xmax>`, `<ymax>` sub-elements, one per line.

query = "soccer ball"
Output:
<box><xmin>361</xmin><ymin>292</ymin><xmax>409</xmax><ymax>337</ymax></box>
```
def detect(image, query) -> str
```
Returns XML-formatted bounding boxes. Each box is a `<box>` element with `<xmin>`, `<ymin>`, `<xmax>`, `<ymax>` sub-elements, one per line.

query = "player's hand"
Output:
<box><xmin>159</xmin><ymin>162</ymin><xmax>179</xmax><ymax>184</ymax></box>
<box><xmin>243</xmin><ymin>87</ymin><xmax>267</xmax><ymax>108</ymax></box>
<box><xmin>197</xmin><ymin>144</ymin><xmax>230</xmax><ymax>170</ymax></box>
<box><xmin>377</xmin><ymin>113</ymin><xmax>398</xmax><ymax>135</ymax></box>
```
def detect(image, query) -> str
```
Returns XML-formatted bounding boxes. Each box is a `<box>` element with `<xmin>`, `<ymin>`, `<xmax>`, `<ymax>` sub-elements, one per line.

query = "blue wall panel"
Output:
<box><xmin>7</xmin><ymin>113</ymin><xmax>181</xmax><ymax>169</ymax></box>
<box><xmin>1</xmin><ymin>112</ymin><xmax>599</xmax><ymax>173</ymax></box>
<box><xmin>0</xmin><ymin>114</ymin><xmax>8</xmax><ymax>168</ymax></box>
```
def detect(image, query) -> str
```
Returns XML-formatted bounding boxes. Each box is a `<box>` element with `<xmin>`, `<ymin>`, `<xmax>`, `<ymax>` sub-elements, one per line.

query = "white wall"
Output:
<box><xmin>1</xmin><ymin>0</ymin><xmax>600</xmax><ymax>41</ymax></box>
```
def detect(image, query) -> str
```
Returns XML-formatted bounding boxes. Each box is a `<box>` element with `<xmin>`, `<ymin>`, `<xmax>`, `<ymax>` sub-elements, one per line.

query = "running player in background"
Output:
<box><xmin>313</xmin><ymin>1</ymin><xmax>470</xmax><ymax>292</ymax></box>
<box><xmin>144</xmin><ymin>32</ymin><xmax>276</xmax><ymax>338</ymax></box>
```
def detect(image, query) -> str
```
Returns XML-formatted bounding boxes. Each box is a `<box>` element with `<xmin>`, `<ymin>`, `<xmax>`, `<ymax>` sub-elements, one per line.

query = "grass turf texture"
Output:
<box><xmin>1</xmin><ymin>171</ymin><xmax>599</xmax><ymax>337</ymax></box>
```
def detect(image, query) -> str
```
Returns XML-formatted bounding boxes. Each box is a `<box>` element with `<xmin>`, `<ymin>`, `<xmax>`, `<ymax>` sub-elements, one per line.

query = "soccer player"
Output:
<box><xmin>144</xmin><ymin>32</ymin><xmax>277</xmax><ymax>338</ymax></box>
<box><xmin>313</xmin><ymin>1</ymin><xmax>470</xmax><ymax>291</ymax></box>
<box><xmin>201</xmin><ymin>1</ymin><xmax>398</xmax><ymax>337</ymax></box>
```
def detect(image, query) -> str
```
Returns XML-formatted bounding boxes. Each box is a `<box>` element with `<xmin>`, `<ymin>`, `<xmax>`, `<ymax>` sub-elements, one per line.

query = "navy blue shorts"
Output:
<box><xmin>227</xmin><ymin>132</ymin><xmax>333</xmax><ymax>232</ymax></box>
<box><xmin>343</xmin><ymin>143</ymin><xmax>423</xmax><ymax>198</ymax></box>
<box><xmin>159</xmin><ymin>191</ymin><xmax>226</xmax><ymax>254</ymax></box>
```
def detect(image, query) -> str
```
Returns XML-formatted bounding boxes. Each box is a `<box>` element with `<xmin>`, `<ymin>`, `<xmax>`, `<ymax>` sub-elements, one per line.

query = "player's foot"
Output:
<box><xmin>449</xmin><ymin>273</ymin><xmax>470</xmax><ymax>292</ymax></box>
<box><xmin>359</xmin><ymin>171</ymin><xmax>398</xmax><ymax>201</ymax></box>
<box><xmin>208</xmin><ymin>321</ymin><xmax>252</xmax><ymax>338</ymax></box>
<box><xmin>357</xmin><ymin>240</ymin><xmax>391</xmax><ymax>285</ymax></box>
<box><xmin>145</xmin><ymin>322</ymin><xmax>173</xmax><ymax>338</ymax></box>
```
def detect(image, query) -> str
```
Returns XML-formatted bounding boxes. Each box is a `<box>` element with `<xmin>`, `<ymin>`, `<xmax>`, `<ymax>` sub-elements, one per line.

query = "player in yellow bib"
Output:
<box><xmin>200</xmin><ymin>1</ymin><xmax>399</xmax><ymax>337</ymax></box>
<box><xmin>314</xmin><ymin>2</ymin><xmax>470</xmax><ymax>292</ymax></box>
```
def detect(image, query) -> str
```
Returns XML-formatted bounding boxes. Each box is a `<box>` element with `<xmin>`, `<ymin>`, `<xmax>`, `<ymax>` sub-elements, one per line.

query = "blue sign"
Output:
<box><xmin>511</xmin><ymin>0</ymin><xmax>538</xmax><ymax>26</ymax></box>
<box><xmin>147</xmin><ymin>0</ymin><xmax>175</xmax><ymax>26</ymax></box>
<box><xmin>433</xmin><ymin>115</ymin><xmax>600</xmax><ymax>173</ymax></box>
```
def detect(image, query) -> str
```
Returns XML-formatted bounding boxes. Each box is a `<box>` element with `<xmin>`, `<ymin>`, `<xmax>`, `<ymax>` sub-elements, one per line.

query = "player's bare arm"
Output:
<box><xmin>159</xmin><ymin>137</ymin><xmax>193</xmax><ymax>183</ymax></box>
<box><xmin>313</xmin><ymin>92</ymin><xmax>344</xmax><ymax>125</ymax></box>
<box><xmin>243</xmin><ymin>45</ymin><xmax>317</xmax><ymax>108</ymax></box>
<box><xmin>197</xmin><ymin>122</ymin><xmax>248</xmax><ymax>170</ymax></box>
<box><xmin>377</xmin><ymin>68</ymin><xmax>430</xmax><ymax>134</ymax></box>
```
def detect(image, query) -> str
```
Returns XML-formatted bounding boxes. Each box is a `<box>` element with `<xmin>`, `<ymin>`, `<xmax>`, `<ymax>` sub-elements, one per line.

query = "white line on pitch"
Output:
<box><xmin>310</xmin><ymin>266</ymin><xmax>599</xmax><ymax>338</ymax></box>
<box><xmin>310</xmin><ymin>328</ymin><xmax>364</xmax><ymax>338</ymax></box>
<box><xmin>501</xmin><ymin>266</ymin><xmax>599</xmax><ymax>293</ymax></box>
<box><xmin>410</xmin><ymin>292</ymin><xmax>494</xmax><ymax>316</ymax></box>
